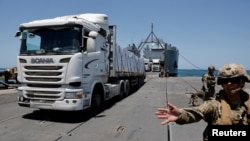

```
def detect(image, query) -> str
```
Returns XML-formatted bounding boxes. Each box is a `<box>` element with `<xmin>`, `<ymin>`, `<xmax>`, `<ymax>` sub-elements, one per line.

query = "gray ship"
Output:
<box><xmin>128</xmin><ymin>24</ymin><xmax>179</xmax><ymax>76</ymax></box>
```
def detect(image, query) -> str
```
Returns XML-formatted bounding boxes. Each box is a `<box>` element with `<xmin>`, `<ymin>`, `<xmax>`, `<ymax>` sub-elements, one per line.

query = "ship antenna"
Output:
<box><xmin>151</xmin><ymin>23</ymin><xmax>153</xmax><ymax>33</ymax></box>
<box><xmin>151</xmin><ymin>23</ymin><xmax>154</xmax><ymax>42</ymax></box>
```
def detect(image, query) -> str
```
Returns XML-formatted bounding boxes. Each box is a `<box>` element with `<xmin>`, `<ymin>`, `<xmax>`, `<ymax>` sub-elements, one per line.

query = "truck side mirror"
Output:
<box><xmin>86</xmin><ymin>31</ymin><xmax>98</xmax><ymax>53</ymax></box>
<box><xmin>15</xmin><ymin>31</ymin><xmax>21</xmax><ymax>37</ymax></box>
<box><xmin>87</xmin><ymin>37</ymin><xmax>96</xmax><ymax>52</ymax></box>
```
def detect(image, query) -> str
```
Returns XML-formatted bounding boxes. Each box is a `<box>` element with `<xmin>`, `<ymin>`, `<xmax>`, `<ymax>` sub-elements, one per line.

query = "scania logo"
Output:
<box><xmin>31</xmin><ymin>58</ymin><xmax>54</xmax><ymax>64</ymax></box>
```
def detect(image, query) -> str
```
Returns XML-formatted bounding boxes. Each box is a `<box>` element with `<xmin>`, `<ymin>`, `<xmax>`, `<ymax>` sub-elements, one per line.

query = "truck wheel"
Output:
<box><xmin>119</xmin><ymin>84</ymin><xmax>125</xmax><ymax>99</ymax></box>
<box><xmin>137</xmin><ymin>77</ymin><xmax>143</xmax><ymax>88</ymax></box>
<box><xmin>91</xmin><ymin>90</ymin><xmax>102</xmax><ymax>108</ymax></box>
<box><xmin>125</xmin><ymin>80</ymin><xmax>130</xmax><ymax>96</ymax></box>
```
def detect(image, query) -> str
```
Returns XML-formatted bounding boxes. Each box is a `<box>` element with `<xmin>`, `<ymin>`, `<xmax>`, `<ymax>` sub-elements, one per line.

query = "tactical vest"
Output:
<box><xmin>216</xmin><ymin>90</ymin><xmax>250</xmax><ymax>125</ymax></box>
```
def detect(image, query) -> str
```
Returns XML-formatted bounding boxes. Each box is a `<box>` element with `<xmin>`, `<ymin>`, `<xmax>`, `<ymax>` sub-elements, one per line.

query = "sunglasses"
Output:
<box><xmin>220</xmin><ymin>77</ymin><xmax>242</xmax><ymax>84</ymax></box>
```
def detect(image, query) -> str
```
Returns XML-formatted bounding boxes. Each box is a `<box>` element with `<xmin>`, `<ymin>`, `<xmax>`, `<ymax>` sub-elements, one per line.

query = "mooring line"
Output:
<box><xmin>178</xmin><ymin>77</ymin><xmax>200</xmax><ymax>93</ymax></box>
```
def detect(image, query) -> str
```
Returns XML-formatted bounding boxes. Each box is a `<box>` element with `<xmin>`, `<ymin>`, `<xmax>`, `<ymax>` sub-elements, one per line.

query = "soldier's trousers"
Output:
<box><xmin>204</xmin><ymin>88</ymin><xmax>215</xmax><ymax>100</ymax></box>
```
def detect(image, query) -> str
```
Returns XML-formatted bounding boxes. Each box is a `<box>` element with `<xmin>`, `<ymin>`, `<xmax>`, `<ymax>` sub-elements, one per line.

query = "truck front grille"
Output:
<box><xmin>23</xmin><ymin>65</ymin><xmax>64</xmax><ymax>83</ymax></box>
<box><xmin>21</xmin><ymin>65</ymin><xmax>66</xmax><ymax>101</ymax></box>
<box><xmin>24</xmin><ymin>66</ymin><xmax>63</xmax><ymax>70</ymax></box>
<box><xmin>26</xmin><ymin>90</ymin><xmax>61</xmax><ymax>99</ymax></box>
<box><xmin>24</xmin><ymin>89</ymin><xmax>64</xmax><ymax>101</ymax></box>
<box><xmin>26</xmin><ymin>77</ymin><xmax>61</xmax><ymax>82</ymax></box>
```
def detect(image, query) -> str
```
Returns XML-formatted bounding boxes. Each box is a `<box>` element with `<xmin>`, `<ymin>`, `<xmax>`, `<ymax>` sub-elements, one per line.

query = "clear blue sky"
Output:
<box><xmin>1</xmin><ymin>0</ymin><xmax>250</xmax><ymax>70</ymax></box>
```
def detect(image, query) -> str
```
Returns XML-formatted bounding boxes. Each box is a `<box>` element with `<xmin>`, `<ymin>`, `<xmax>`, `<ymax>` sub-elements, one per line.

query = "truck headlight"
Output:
<box><xmin>65</xmin><ymin>92</ymin><xmax>83</xmax><ymax>99</ymax></box>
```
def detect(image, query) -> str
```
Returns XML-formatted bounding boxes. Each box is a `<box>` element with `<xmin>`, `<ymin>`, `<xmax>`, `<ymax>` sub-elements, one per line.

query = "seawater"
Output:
<box><xmin>1</xmin><ymin>68</ymin><xmax>250</xmax><ymax>77</ymax></box>
<box><xmin>178</xmin><ymin>69</ymin><xmax>250</xmax><ymax>77</ymax></box>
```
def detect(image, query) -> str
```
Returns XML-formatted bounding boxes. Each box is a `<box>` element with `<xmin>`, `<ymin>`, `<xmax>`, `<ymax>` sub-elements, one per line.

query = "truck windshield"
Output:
<box><xmin>19</xmin><ymin>27</ymin><xmax>81</xmax><ymax>55</ymax></box>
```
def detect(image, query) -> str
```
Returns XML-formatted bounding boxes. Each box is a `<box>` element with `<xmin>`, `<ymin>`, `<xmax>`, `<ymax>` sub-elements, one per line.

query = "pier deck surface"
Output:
<box><xmin>1</xmin><ymin>74</ymin><xmax>249</xmax><ymax>141</ymax></box>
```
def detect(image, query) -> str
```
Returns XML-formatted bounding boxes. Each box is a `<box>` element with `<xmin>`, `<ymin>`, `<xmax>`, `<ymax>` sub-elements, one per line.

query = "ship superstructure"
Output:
<box><xmin>136</xmin><ymin>24</ymin><xmax>179</xmax><ymax>76</ymax></box>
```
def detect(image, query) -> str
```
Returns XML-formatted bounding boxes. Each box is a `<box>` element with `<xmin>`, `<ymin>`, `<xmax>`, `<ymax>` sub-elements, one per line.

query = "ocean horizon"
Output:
<box><xmin>178</xmin><ymin>69</ymin><xmax>250</xmax><ymax>77</ymax></box>
<box><xmin>1</xmin><ymin>68</ymin><xmax>250</xmax><ymax>77</ymax></box>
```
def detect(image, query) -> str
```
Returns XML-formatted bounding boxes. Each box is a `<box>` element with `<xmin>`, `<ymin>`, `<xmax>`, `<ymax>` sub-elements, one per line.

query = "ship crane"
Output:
<box><xmin>137</xmin><ymin>23</ymin><xmax>165</xmax><ymax>53</ymax></box>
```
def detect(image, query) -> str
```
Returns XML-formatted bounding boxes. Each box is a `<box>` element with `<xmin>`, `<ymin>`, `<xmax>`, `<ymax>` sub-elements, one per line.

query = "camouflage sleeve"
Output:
<box><xmin>202</xmin><ymin>74</ymin><xmax>209</xmax><ymax>90</ymax></box>
<box><xmin>175</xmin><ymin>100</ymin><xmax>219</xmax><ymax>125</ymax></box>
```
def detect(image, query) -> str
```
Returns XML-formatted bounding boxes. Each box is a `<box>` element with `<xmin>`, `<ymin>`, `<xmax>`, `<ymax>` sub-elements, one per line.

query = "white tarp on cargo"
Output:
<box><xmin>114</xmin><ymin>45</ymin><xmax>144</xmax><ymax>76</ymax></box>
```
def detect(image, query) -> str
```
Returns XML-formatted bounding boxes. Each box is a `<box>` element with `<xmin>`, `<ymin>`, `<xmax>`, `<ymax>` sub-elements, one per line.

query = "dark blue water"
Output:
<box><xmin>178</xmin><ymin>69</ymin><xmax>207</xmax><ymax>77</ymax></box>
<box><xmin>178</xmin><ymin>69</ymin><xmax>250</xmax><ymax>77</ymax></box>
<box><xmin>1</xmin><ymin>68</ymin><xmax>250</xmax><ymax>77</ymax></box>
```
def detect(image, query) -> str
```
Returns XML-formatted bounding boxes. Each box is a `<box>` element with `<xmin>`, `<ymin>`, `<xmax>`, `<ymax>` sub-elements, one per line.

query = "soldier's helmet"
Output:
<box><xmin>208</xmin><ymin>65</ymin><xmax>215</xmax><ymax>71</ymax></box>
<box><xmin>217</xmin><ymin>63</ymin><xmax>250</xmax><ymax>85</ymax></box>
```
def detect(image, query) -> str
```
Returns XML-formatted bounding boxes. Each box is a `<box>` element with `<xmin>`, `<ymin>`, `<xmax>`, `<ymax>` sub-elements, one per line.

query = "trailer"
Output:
<box><xmin>15</xmin><ymin>13</ymin><xmax>145</xmax><ymax>111</ymax></box>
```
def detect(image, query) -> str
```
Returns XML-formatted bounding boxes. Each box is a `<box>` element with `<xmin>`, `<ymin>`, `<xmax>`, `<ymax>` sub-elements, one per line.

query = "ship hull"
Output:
<box><xmin>143</xmin><ymin>47</ymin><xmax>179</xmax><ymax>77</ymax></box>
<box><xmin>165</xmin><ymin>49</ymin><xmax>179</xmax><ymax>76</ymax></box>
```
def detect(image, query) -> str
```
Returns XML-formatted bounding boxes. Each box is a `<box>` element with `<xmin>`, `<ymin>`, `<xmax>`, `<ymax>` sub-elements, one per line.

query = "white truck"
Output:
<box><xmin>143</xmin><ymin>58</ymin><xmax>151</xmax><ymax>72</ymax></box>
<box><xmin>151</xmin><ymin>59</ymin><xmax>160</xmax><ymax>72</ymax></box>
<box><xmin>15</xmin><ymin>13</ymin><xmax>145</xmax><ymax>111</ymax></box>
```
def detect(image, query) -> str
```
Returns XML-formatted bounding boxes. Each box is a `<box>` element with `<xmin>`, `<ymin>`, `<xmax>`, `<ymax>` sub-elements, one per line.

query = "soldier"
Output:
<box><xmin>202</xmin><ymin>65</ymin><xmax>216</xmax><ymax>100</ymax></box>
<box><xmin>4</xmin><ymin>69</ymin><xmax>10</xmax><ymax>83</ymax></box>
<box><xmin>155</xmin><ymin>63</ymin><xmax>250</xmax><ymax>141</ymax></box>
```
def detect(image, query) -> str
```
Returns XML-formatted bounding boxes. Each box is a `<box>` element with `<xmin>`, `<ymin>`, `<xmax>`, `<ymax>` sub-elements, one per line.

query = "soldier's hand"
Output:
<box><xmin>155</xmin><ymin>102</ymin><xmax>179</xmax><ymax>125</ymax></box>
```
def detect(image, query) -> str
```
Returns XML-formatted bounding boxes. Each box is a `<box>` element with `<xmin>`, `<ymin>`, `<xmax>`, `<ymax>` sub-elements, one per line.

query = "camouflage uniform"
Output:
<box><xmin>202</xmin><ymin>66</ymin><xmax>216</xmax><ymax>100</ymax></box>
<box><xmin>176</xmin><ymin>90</ymin><xmax>250</xmax><ymax>140</ymax></box>
<box><xmin>176</xmin><ymin>64</ymin><xmax>250</xmax><ymax>141</ymax></box>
